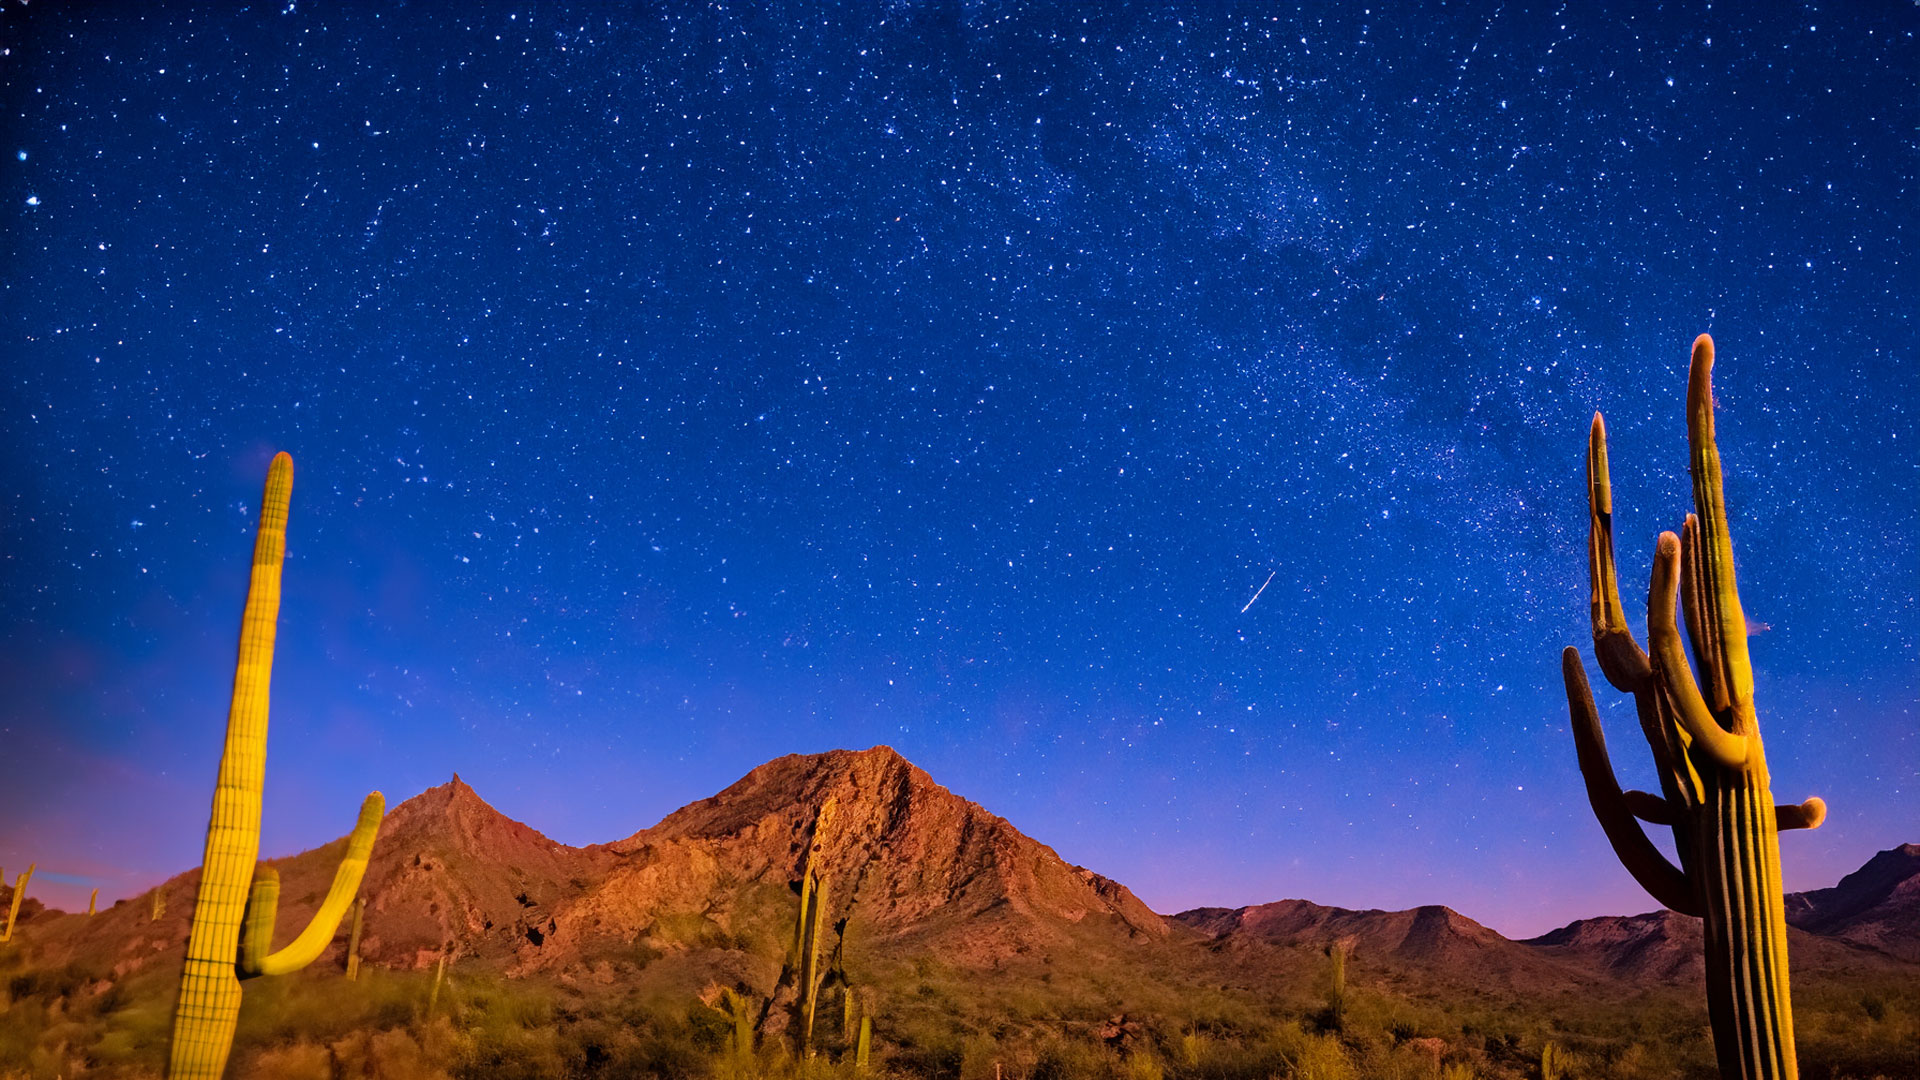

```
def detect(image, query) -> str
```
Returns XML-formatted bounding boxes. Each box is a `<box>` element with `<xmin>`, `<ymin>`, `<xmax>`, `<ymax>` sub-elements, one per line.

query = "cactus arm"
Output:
<box><xmin>1686</xmin><ymin>335</ymin><xmax>1759</xmax><ymax>726</ymax></box>
<box><xmin>1629</xmin><ymin>789</ymin><xmax>1820</xmax><ymax>831</ymax></box>
<box><xmin>237</xmin><ymin>869</ymin><xmax>280</xmax><ymax>978</ymax></box>
<box><xmin>1776</xmin><ymin>798</ymin><xmax>1826</xmax><ymax>831</ymax></box>
<box><xmin>1679</xmin><ymin>516</ymin><xmax>1728</xmax><ymax>711</ymax></box>
<box><xmin>1622</xmin><ymin>789</ymin><xmax>1679</xmax><ymax>825</ymax></box>
<box><xmin>250</xmin><ymin>792</ymin><xmax>384</xmax><ymax>978</ymax></box>
<box><xmin>1647</xmin><ymin>532</ymin><xmax>1750</xmax><ymax>769</ymax></box>
<box><xmin>1563</xmin><ymin>649</ymin><xmax>1702</xmax><ymax>915</ymax></box>
<box><xmin>1586</xmin><ymin>414</ymin><xmax>1653</xmax><ymax>691</ymax></box>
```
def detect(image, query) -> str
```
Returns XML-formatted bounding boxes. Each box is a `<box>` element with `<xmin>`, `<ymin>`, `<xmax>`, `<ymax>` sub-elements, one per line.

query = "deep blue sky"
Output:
<box><xmin>2</xmin><ymin>3</ymin><xmax>1913</xmax><ymax>937</ymax></box>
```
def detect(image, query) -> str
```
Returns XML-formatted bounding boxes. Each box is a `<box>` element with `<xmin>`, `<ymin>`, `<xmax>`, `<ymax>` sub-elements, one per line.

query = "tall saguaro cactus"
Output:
<box><xmin>167</xmin><ymin>453</ymin><xmax>386</xmax><ymax>1080</ymax></box>
<box><xmin>794</xmin><ymin>797</ymin><xmax>837</xmax><ymax>1054</ymax></box>
<box><xmin>1562</xmin><ymin>335</ymin><xmax>1825</xmax><ymax>1080</ymax></box>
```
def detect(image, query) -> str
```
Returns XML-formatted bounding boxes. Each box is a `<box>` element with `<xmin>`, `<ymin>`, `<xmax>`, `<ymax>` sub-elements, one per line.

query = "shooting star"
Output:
<box><xmin>1240</xmin><ymin>570</ymin><xmax>1276</xmax><ymax>614</ymax></box>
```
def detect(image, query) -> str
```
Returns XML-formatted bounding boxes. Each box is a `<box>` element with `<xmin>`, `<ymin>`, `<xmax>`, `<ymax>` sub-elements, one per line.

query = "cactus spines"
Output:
<box><xmin>345</xmin><ymin>897</ymin><xmax>364</xmax><ymax>979</ymax></box>
<box><xmin>167</xmin><ymin>453</ymin><xmax>387</xmax><ymax>1080</ymax></box>
<box><xmin>1563</xmin><ymin>335</ymin><xmax>1824</xmax><ymax>1080</ymax></box>
<box><xmin>2</xmin><ymin>863</ymin><xmax>34</xmax><ymax>942</ymax></box>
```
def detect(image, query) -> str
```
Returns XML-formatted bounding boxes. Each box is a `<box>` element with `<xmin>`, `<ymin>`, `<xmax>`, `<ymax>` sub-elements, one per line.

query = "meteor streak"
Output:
<box><xmin>1240</xmin><ymin>570</ymin><xmax>1276</xmax><ymax>614</ymax></box>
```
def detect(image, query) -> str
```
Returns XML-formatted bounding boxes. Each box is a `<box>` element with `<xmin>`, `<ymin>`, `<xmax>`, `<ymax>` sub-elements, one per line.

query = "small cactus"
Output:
<box><xmin>2</xmin><ymin>864</ymin><xmax>34</xmax><ymax>942</ymax></box>
<box><xmin>855</xmin><ymin>1015</ymin><xmax>872</xmax><ymax>1074</ymax></box>
<box><xmin>1325</xmin><ymin>939</ymin><xmax>1351</xmax><ymax>1030</ymax></box>
<box><xmin>425</xmin><ymin>950</ymin><xmax>446</xmax><ymax>1018</ymax></box>
<box><xmin>89</xmin><ymin>888</ymin><xmax>98</xmax><ymax>916</ymax></box>
<box><xmin>1562</xmin><ymin>336</ymin><xmax>1824</xmax><ymax>1080</ymax></box>
<box><xmin>717</xmin><ymin>987</ymin><xmax>755</xmax><ymax>1062</ymax></box>
<box><xmin>1540</xmin><ymin>1041</ymin><xmax>1560</xmax><ymax>1080</ymax></box>
<box><xmin>167</xmin><ymin>453</ymin><xmax>386</xmax><ymax>1080</ymax></box>
<box><xmin>150</xmin><ymin>889</ymin><xmax>165</xmax><ymax>922</ymax></box>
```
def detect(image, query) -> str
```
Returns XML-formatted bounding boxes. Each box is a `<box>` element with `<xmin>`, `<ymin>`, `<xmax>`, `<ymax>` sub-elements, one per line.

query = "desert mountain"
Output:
<box><xmin>344</xmin><ymin>773</ymin><xmax>621</xmax><ymax>968</ymax></box>
<box><xmin>518</xmin><ymin>747</ymin><xmax>1173</xmax><ymax>984</ymax></box>
<box><xmin>1783</xmin><ymin>843</ymin><xmax>1920</xmax><ymax>962</ymax></box>
<box><xmin>9</xmin><ymin>748</ymin><xmax>1916</xmax><ymax>1023</ymax></box>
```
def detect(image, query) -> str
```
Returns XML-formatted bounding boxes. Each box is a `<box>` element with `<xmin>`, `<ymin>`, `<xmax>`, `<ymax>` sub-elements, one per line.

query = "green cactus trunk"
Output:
<box><xmin>1562</xmin><ymin>336</ymin><xmax>1820</xmax><ymax>1080</ymax></box>
<box><xmin>1695</xmin><ymin>768</ymin><xmax>1797</xmax><ymax>1079</ymax></box>
<box><xmin>1325</xmin><ymin>940</ymin><xmax>1349</xmax><ymax>1030</ymax></box>
<box><xmin>781</xmin><ymin>798</ymin><xmax>836</xmax><ymax>1056</ymax></box>
<box><xmin>166</xmin><ymin>453</ymin><xmax>386</xmax><ymax>1080</ymax></box>
<box><xmin>800</xmin><ymin>874</ymin><xmax>828</xmax><ymax>1051</ymax></box>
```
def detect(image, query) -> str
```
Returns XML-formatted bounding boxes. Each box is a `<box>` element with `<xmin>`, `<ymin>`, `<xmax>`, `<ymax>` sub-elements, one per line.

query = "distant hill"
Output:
<box><xmin>1173</xmin><ymin>899</ymin><xmax>1611</xmax><ymax>1004</ymax></box>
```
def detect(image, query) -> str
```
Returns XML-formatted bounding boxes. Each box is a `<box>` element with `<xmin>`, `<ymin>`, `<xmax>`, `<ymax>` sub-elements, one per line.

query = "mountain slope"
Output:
<box><xmin>1784</xmin><ymin>843</ymin><xmax>1920</xmax><ymax>962</ymax></box>
<box><xmin>520</xmin><ymin>747</ymin><xmax>1174</xmax><ymax>984</ymax></box>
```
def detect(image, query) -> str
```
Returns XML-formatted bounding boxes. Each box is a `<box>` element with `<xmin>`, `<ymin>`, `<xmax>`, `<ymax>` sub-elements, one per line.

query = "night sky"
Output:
<box><xmin>2</xmin><ymin>3</ymin><xmax>1913</xmax><ymax>938</ymax></box>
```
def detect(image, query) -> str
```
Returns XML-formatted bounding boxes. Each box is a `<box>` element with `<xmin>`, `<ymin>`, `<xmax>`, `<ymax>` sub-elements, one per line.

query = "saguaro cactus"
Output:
<box><xmin>794</xmin><ymin>798</ymin><xmax>836</xmax><ymax>1053</ymax></box>
<box><xmin>1562</xmin><ymin>335</ymin><xmax>1825</xmax><ymax>1080</ymax></box>
<box><xmin>2</xmin><ymin>863</ymin><xmax>34</xmax><ymax>942</ymax></box>
<box><xmin>167</xmin><ymin>453</ymin><xmax>386</xmax><ymax>1080</ymax></box>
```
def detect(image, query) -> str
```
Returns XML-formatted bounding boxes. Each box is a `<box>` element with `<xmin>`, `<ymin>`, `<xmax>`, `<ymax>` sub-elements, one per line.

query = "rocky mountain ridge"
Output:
<box><xmin>7</xmin><ymin>747</ymin><xmax>1916</xmax><ymax>1009</ymax></box>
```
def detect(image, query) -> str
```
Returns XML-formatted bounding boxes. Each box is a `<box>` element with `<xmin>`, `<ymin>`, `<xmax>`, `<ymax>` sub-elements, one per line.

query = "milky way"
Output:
<box><xmin>2</xmin><ymin>4</ymin><xmax>1913</xmax><ymax>935</ymax></box>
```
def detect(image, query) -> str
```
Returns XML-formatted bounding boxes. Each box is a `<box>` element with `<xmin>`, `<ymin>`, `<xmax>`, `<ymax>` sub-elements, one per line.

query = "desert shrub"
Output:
<box><xmin>246</xmin><ymin>1039</ymin><xmax>333</xmax><ymax>1079</ymax></box>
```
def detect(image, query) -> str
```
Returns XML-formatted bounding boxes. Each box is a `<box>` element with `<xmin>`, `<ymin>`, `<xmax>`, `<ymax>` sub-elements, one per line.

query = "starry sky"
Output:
<box><xmin>2</xmin><ymin>3</ymin><xmax>1914</xmax><ymax>938</ymax></box>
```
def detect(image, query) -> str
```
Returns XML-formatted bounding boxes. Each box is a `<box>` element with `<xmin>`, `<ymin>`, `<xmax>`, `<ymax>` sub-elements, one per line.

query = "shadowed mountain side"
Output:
<box><xmin>1523</xmin><ymin>909</ymin><xmax>1905</xmax><ymax>986</ymax></box>
<box><xmin>516</xmin><ymin>747</ymin><xmax>1173</xmax><ymax>982</ymax></box>
<box><xmin>1783</xmin><ymin>843</ymin><xmax>1920</xmax><ymax>962</ymax></box>
<box><xmin>1175</xmin><ymin>899</ymin><xmax>1614</xmax><ymax>1005</ymax></box>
